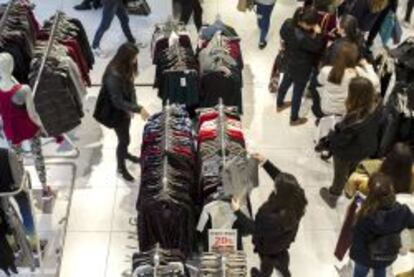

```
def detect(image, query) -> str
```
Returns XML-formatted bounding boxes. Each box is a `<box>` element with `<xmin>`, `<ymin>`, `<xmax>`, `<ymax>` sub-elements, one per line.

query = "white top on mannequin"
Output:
<box><xmin>0</xmin><ymin>53</ymin><xmax>43</xmax><ymax>129</ymax></box>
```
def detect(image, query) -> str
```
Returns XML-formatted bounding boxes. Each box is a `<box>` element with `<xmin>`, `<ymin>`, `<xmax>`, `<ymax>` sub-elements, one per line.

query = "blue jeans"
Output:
<box><xmin>277</xmin><ymin>72</ymin><xmax>307</xmax><ymax>121</ymax></box>
<box><xmin>354</xmin><ymin>263</ymin><xmax>386</xmax><ymax>277</ymax></box>
<box><xmin>256</xmin><ymin>3</ymin><xmax>275</xmax><ymax>43</ymax></box>
<box><xmin>92</xmin><ymin>0</ymin><xmax>135</xmax><ymax>49</ymax></box>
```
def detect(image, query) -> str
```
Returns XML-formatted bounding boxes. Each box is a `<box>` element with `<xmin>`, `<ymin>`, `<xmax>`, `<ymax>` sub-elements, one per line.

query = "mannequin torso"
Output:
<box><xmin>0</xmin><ymin>53</ymin><xmax>43</xmax><ymax>129</ymax></box>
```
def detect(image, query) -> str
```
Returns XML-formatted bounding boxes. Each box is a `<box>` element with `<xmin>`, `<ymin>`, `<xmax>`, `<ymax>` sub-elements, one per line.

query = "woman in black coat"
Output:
<box><xmin>277</xmin><ymin>6</ymin><xmax>325</xmax><ymax>126</ymax></box>
<box><xmin>94</xmin><ymin>43</ymin><xmax>149</xmax><ymax>182</ymax></box>
<box><xmin>320</xmin><ymin>77</ymin><xmax>383</xmax><ymax>208</ymax></box>
<box><xmin>350</xmin><ymin>173</ymin><xmax>414</xmax><ymax>277</ymax></box>
<box><xmin>350</xmin><ymin>0</ymin><xmax>389</xmax><ymax>32</ymax></box>
<box><xmin>231</xmin><ymin>154</ymin><xmax>308</xmax><ymax>277</ymax></box>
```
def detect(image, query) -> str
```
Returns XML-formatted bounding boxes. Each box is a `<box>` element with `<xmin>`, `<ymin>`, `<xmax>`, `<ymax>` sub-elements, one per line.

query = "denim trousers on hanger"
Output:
<box><xmin>13</xmin><ymin>191</ymin><xmax>36</xmax><ymax>236</ymax></box>
<box><xmin>92</xmin><ymin>0</ymin><xmax>135</xmax><ymax>49</ymax></box>
<box><xmin>353</xmin><ymin>263</ymin><xmax>386</xmax><ymax>277</ymax></box>
<box><xmin>256</xmin><ymin>3</ymin><xmax>275</xmax><ymax>43</ymax></box>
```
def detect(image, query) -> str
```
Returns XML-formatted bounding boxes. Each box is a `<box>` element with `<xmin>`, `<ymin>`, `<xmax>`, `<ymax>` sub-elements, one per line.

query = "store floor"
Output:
<box><xmin>1</xmin><ymin>0</ymin><xmax>413</xmax><ymax>276</ymax></box>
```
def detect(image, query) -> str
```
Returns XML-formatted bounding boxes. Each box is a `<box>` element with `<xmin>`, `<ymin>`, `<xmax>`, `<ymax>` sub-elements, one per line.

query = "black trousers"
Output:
<box><xmin>114</xmin><ymin>118</ymin><xmax>131</xmax><ymax>170</ymax></box>
<box><xmin>406</xmin><ymin>0</ymin><xmax>414</xmax><ymax>22</ymax></box>
<box><xmin>330</xmin><ymin>156</ymin><xmax>360</xmax><ymax>196</ymax></box>
<box><xmin>257</xmin><ymin>251</ymin><xmax>291</xmax><ymax>277</ymax></box>
<box><xmin>179</xmin><ymin>0</ymin><xmax>203</xmax><ymax>30</ymax></box>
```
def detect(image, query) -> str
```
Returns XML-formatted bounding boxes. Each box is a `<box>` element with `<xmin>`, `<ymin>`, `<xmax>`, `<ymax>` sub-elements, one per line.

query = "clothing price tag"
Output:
<box><xmin>180</xmin><ymin>77</ymin><xmax>187</xmax><ymax>87</ymax></box>
<box><xmin>208</xmin><ymin>229</ymin><xmax>238</xmax><ymax>255</ymax></box>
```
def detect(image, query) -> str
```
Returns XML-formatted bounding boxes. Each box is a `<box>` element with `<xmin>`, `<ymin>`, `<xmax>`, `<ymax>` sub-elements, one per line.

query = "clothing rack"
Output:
<box><xmin>30</xmin><ymin>10</ymin><xmax>80</xmax><ymax>158</ymax></box>
<box><xmin>161</xmin><ymin>103</ymin><xmax>170</xmax><ymax>196</ymax></box>
<box><xmin>0</xmin><ymin>171</ymin><xmax>44</xmax><ymax>274</ymax></box>
<box><xmin>218</xmin><ymin>98</ymin><xmax>226</xmax><ymax>167</ymax></box>
<box><xmin>32</xmin><ymin>10</ymin><xmax>62</xmax><ymax>99</ymax></box>
<box><xmin>0</xmin><ymin>0</ymin><xmax>17</xmax><ymax>34</ymax></box>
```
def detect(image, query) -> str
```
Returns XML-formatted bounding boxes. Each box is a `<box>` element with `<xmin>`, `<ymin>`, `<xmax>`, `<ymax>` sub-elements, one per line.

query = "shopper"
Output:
<box><xmin>318</xmin><ymin>42</ymin><xmax>379</xmax><ymax>116</ymax></box>
<box><xmin>74</xmin><ymin>0</ymin><xmax>102</xmax><ymax>11</ymax></box>
<box><xmin>231</xmin><ymin>153</ymin><xmax>307</xmax><ymax>277</ymax></box>
<box><xmin>93</xmin><ymin>43</ymin><xmax>149</xmax><ymax>182</ymax></box>
<box><xmin>350</xmin><ymin>0</ymin><xmax>389</xmax><ymax>32</ymax></box>
<box><xmin>255</xmin><ymin>0</ymin><xmax>277</xmax><ymax>49</ymax></box>
<box><xmin>366</xmin><ymin>0</ymin><xmax>398</xmax><ymax>48</ymax></box>
<box><xmin>320</xmin><ymin>77</ymin><xmax>383</xmax><ymax>208</ymax></box>
<box><xmin>350</xmin><ymin>173</ymin><xmax>414</xmax><ymax>277</ymax></box>
<box><xmin>92</xmin><ymin>0</ymin><xmax>135</xmax><ymax>55</ymax></box>
<box><xmin>346</xmin><ymin>142</ymin><xmax>414</xmax><ymax>197</ymax></box>
<box><xmin>324</xmin><ymin>15</ymin><xmax>370</xmax><ymax>64</ymax></box>
<box><xmin>179</xmin><ymin>0</ymin><xmax>203</xmax><ymax>31</ymax></box>
<box><xmin>405</xmin><ymin>0</ymin><xmax>414</xmax><ymax>26</ymax></box>
<box><xmin>277</xmin><ymin>6</ymin><xmax>325</xmax><ymax>126</ymax></box>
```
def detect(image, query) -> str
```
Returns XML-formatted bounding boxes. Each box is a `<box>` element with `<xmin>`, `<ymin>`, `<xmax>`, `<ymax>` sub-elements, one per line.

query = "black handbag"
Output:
<box><xmin>368</xmin><ymin>233</ymin><xmax>401</xmax><ymax>263</ymax></box>
<box><xmin>93</xmin><ymin>87</ymin><xmax>116</xmax><ymax>128</ymax></box>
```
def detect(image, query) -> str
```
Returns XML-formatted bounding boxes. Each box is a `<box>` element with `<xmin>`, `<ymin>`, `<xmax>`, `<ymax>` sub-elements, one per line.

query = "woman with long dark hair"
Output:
<box><xmin>324</xmin><ymin>15</ymin><xmax>371</xmax><ymax>64</ymax></box>
<box><xmin>350</xmin><ymin>173</ymin><xmax>414</xmax><ymax>277</ymax></box>
<box><xmin>318</xmin><ymin>41</ymin><xmax>378</xmax><ymax>116</ymax></box>
<box><xmin>320</xmin><ymin>77</ymin><xmax>383</xmax><ymax>208</ymax></box>
<box><xmin>94</xmin><ymin>43</ymin><xmax>149</xmax><ymax>182</ymax></box>
<box><xmin>231</xmin><ymin>153</ymin><xmax>307</xmax><ymax>277</ymax></box>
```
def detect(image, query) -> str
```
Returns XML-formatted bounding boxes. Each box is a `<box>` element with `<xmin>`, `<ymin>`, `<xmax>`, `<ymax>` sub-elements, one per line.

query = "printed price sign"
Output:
<box><xmin>208</xmin><ymin>229</ymin><xmax>238</xmax><ymax>255</ymax></box>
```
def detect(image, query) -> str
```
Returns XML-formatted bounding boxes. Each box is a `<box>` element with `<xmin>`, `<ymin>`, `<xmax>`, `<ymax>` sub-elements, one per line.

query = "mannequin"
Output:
<box><xmin>0</xmin><ymin>53</ymin><xmax>49</xmax><ymax>194</ymax></box>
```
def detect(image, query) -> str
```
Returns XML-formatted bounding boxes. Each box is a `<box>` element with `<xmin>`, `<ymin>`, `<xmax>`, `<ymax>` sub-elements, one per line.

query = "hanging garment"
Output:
<box><xmin>0</xmin><ymin>84</ymin><xmax>39</xmax><ymax>145</ymax></box>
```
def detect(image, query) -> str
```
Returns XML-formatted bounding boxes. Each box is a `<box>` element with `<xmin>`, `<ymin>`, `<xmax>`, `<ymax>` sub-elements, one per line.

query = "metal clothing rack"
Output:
<box><xmin>30</xmin><ymin>10</ymin><xmax>80</xmax><ymax>158</ymax></box>
<box><xmin>0</xmin><ymin>0</ymin><xmax>16</xmax><ymax>34</ymax></box>
<box><xmin>0</xmin><ymin>172</ymin><xmax>44</xmax><ymax>274</ymax></box>
<box><xmin>161</xmin><ymin>103</ymin><xmax>171</xmax><ymax>196</ymax></box>
<box><xmin>218</xmin><ymin>98</ymin><xmax>226</xmax><ymax>168</ymax></box>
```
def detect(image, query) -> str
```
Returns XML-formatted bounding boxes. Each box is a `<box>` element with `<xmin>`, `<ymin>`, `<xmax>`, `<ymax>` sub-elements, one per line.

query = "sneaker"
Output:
<box><xmin>290</xmin><ymin>118</ymin><xmax>308</xmax><ymax>126</ymax></box>
<box><xmin>276</xmin><ymin>102</ymin><xmax>292</xmax><ymax>112</ymax></box>
<box><xmin>74</xmin><ymin>1</ymin><xmax>92</xmax><ymax>11</ymax></box>
<box><xmin>259</xmin><ymin>41</ymin><xmax>267</xmax><ymax>50</ymax></box>
<box><xmin>135</xmin><ymin>42</ymin><xmax>148</xmax><ymax>49</ymax></box>
<box><xmin>117</xmin><ymin>168</ymin><xmax>135</xmax><ymax>182</ymax></box>
<box><xmin>320</xmin><ymin>187</ymin><xmax>339</xmax><ymax>208</ymax></box>
<box><xmin>93</xmin><ymin>47</ymin><xmax>107</xmax><ymax>58</ymax></box>
<box><xmin>126</xmin><ymin>154</ymin><xmax>141</xmax><ymax>164</ymax></box>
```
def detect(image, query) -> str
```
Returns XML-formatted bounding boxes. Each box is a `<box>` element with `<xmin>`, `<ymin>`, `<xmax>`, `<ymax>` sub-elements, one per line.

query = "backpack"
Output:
<box><xmin>368</xmin><ymin>233</ymin><xmax>401</xmax><ymax>263</ymax></box>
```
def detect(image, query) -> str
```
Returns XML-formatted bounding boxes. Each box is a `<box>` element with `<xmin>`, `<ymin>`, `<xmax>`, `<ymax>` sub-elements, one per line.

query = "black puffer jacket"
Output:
<box><xmin>350</xmin><ymin>203</ymin><xmax>414</xmax><ymax>268</ymax></box>
<box><xmin>235</xmin><ymin>161</ymin><xmax>306</xmax><ymax>255</ymax></box>
<box><xmin>280</xmin><ymin>18</ymin><xmax>325</xmax><ymax>82</ymax></box>
<box><xmin>94</xmin><ymin>69</ymin><xmax>142</xmax><ymax>128</ymax></box>
<box><xmin>329</xmin><ymin>101</ymin><xmax>383</xmax><ymax>161</ymax></box>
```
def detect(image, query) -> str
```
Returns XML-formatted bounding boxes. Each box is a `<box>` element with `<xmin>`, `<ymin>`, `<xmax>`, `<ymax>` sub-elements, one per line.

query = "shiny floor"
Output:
<box><xmin>1</xmin><ymin>0</ymin><xmax>413</xmax><ymax>276</ymax></box>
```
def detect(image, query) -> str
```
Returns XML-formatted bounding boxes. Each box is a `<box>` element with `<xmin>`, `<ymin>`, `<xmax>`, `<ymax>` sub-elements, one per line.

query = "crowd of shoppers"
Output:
<box><xmin>83</xmin><ymin>0</ymin><xmax>414</xmax><ymax>276</ymax></box>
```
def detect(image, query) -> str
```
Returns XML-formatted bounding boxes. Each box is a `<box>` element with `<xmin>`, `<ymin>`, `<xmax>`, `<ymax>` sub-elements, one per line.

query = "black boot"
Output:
<box><xmin>92</xmin><ymin>0</ymin><xmax>102</xmax><ymax>9</ymax></box>
<box><xmin>126</xmin><ymin>153</ymin><xmax>140</xmax><ymax>164</ymax></box>
<box><xmin>74</xmin><ymin>0</ymin><xmax>92</xmax><ymax>11</ymax></box>
<box><xmin>117</xmin><ymin>166</ymin><xmax>135</xmax><ymax>182</ymax></box>
<box><xmin>320</xmin><ymin>187</ymin><xmax>339</xmax><ymax>208</ymax></box>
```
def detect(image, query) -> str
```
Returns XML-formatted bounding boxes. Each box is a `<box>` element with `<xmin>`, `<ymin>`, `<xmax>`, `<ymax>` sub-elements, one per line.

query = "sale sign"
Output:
<box><xmin>208</xmin><ymin>229</ymin><xmax>238</xmax><ymax>255</ymax></box>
